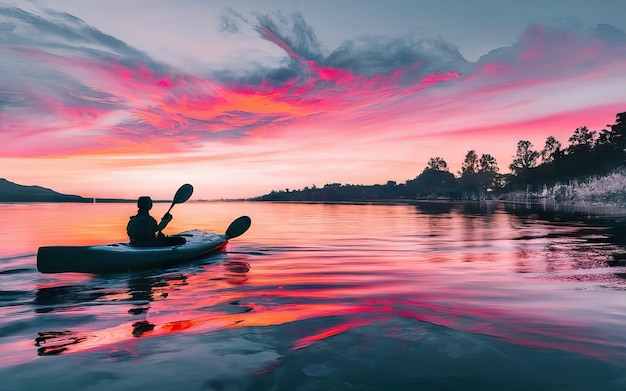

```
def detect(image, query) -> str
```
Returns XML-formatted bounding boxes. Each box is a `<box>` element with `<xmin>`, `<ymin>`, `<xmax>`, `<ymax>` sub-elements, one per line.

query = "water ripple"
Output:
<box><xmin>2</xmin><ymin>202</ymin><xmax>626</xmax><ymax>390</ymax></box>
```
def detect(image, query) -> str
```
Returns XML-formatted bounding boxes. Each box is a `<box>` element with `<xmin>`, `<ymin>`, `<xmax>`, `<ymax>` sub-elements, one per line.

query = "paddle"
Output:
<box><xmin>159</xmin><ymin>184</ymin><xmax>194</xmax><ymax>232</ymax></box>
<box><xmin>166</xmin><ymin>183</ymin><xmax>194</xmax><ymax>214</ymax></box>
<box><xmin>225</xmin><ymin>215</ymin><xmax>252</xmax><ymax>239</ymax></box>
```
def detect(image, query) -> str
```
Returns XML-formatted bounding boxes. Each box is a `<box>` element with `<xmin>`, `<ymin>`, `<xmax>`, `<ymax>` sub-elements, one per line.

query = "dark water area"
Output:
<box><xmin>2</xmin><ymin>201</ymin><xmax>626</xmax><ymax>390</ymax></box>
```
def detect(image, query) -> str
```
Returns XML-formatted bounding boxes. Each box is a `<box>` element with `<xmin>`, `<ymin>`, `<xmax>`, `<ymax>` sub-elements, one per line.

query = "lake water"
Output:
<box><xmin>2</xmin><ymin>201</ymin><xmax>626</xmax><ymax>390</ymax></box>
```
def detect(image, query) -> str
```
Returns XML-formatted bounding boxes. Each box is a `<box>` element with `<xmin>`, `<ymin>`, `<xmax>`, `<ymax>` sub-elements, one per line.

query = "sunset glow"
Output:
<box><xmin>2</xmin><ymin>2</ymin><xmax>626</xmax><ymax>199</ymax></box>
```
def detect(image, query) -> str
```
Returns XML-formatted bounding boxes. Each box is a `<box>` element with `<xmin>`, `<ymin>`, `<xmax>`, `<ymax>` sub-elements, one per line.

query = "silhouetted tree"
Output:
<box><xmin>461</xmin><ymin>153</ymin><xmax>500</xmax><ymax>199</ymax></box>
<box><xmin>426</xmin><ymin>157</ymin><xmax>449</xmax><ymax>171</ymax></box>
<box><xmin>541</xmin><ymin>136</ymin><xmax>562</xmax><ymax>164</ymax></box>
<box><xmin>509</xmin><ymin>140</ymin><xmax>539</xmax><ymax>175</ymax></box>
<box><xmin>567</xmin><ymin>126</ymin><xmax>596</xmax><ymax>154</ymax></box>
<box><xmin>406</xmin><ymin>168</ymin><xmax>458</xmax><ymax>199</ymax></box>
<box><xmin>479</xmin><ymin>154</ymin><xmax>499</xmax><ymax>174</ymax></box>
<box><xmin>460</xmin><ymin>150</ymin><xmax>479</xmax><ymax>176</ymax></box>
<box><xmin>609</xmin><ymin>111</ymin><xmax>626</xmax><ymax>151</ymax></box>
<box><xmin>596</xmin><ymin>128</ymin><xmax>613</xmax><ymax>147</ymax></box>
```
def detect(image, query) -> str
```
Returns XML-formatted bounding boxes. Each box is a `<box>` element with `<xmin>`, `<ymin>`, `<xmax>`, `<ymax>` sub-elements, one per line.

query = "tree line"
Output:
<box><xmin>253</xmin><ymin>111</ymin><xmax>626</xmax><ymax>202</ymax></box>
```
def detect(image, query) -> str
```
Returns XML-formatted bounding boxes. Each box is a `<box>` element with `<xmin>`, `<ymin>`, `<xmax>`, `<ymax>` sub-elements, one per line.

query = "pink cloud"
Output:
<box><xmin>1</xmin><ymin>8</ymin><xmax>625</xmax><ymax>190</ymax></box>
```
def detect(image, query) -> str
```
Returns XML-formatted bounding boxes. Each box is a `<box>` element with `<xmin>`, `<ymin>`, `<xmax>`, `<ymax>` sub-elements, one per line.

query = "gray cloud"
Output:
<box><xmin>324</xmin><ymin>35</ymin><xmax>472</xmax><ymax>77</ymax></box>
<box><xmin>255</xmin><ymin>11</ymin><xmax>325</xmax><ymax>62</ymax></box>
<box><xmin>220</xmin><ymin>14</ymin><xmax>239</xmax><ymax>34</ymax></box>
<box><xmin>246</xmin><ymin>11</ymin><xmax>626</xmax><ymax>86</ymax></box>
<box><xmin>251</xmin><ymin>11</ymin><xmax>473</xmax><ymax>84</ymax></box>
<box><xmin>0</xmin><ymin>6</ymin><xmax>164</xmax><ymax>72</ymax></box>
<box><xmin>219</xmin><ymin>8</ymin><xmax>248</xmax><ymax>34</ymax></box>
<box><xmin>477</xmin><ymin>22</ymin><xmax>626</xmax><ymax>66</ymax></box>
<box><xmin>214</xmin><ymin>11</ymin><xmax>473</xmax><ymax>87</ymax></box>
<box><xmin>0</xmin><ymin>5</ymin><xmax>177</xmax><ymax>115</ymax></box>
<box><xmin>594</xmin><ymin>23</ymin><xmax>626</xmax><ymax>46</ymax></box>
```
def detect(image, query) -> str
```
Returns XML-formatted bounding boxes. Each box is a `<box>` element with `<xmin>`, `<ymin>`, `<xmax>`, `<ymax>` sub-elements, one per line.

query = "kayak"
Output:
<box><xmin>37</xmin><ymin>230</ymin><xmax>227</xmax><ymax>274</ymax></box>
<box><xmin>37</xmin><ymin>216</ymin><xmax>252</xmax><ymax>274</ymax></box>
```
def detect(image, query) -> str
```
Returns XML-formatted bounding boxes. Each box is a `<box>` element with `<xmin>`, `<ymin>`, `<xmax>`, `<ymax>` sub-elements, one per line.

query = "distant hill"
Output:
<box><xmin>0</xmin><ymin>178</ymin><xmax>89</xmax><ymax>202</ymax></box>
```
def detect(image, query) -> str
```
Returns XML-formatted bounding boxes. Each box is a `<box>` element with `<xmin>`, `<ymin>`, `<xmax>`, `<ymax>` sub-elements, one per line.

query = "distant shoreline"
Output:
<box><xmin>3</xmin><ymin>198</ymin><xmax>625</xmax><ymax>207</ymax></box>
<box><xmin>251</xmin><ymin>197</ymin><xmax>620</xmax><ymax>205</ymax></box>
<box><xmin>0</xmin><ymin>199</ymin><xmax>240</xmax><ymax>204</ymax></box>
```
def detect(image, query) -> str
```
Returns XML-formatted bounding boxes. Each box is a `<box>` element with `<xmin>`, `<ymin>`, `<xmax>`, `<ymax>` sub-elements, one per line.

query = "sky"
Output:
<box><xmin>1</xmin><ymin>0</ymin><xmax>626</xmax><ymax>200</ymax></box>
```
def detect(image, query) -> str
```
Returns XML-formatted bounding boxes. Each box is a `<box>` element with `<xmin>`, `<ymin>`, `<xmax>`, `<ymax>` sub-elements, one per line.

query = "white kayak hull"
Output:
<box><xmin>37</xmin><ymin>230</ymin><xmax>228</xmax><ymax>274</ymax></box>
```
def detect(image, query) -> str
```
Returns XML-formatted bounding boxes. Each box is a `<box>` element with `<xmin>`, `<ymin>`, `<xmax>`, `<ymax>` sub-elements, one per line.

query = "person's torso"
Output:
<box><xmin>126</xmin><ymin>213</ymin><xmax>158</xmax><ymax>242</ymax></box>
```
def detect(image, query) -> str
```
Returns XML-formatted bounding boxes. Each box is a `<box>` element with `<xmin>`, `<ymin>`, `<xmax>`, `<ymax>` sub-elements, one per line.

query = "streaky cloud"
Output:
<box><xmin>1</xmin><ymin>5</ymin><xmax>625</xmax><ymax>168</ymax></box>
<box><xmin>0</xmin><ymin>6</ymin><xmax>154</xmax><ymax>66</ymax></box>
<box><xmin>255</xmin><ymin>11</ymin><xmax>325</xmax><ymax>63</ymax></box>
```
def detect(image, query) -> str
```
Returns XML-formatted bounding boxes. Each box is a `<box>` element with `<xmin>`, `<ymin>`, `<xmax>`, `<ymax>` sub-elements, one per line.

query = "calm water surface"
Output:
<box><xmin>2</xmin><ymin>201</ymin><xmax>626</xmax><ymax>390</ymax></box>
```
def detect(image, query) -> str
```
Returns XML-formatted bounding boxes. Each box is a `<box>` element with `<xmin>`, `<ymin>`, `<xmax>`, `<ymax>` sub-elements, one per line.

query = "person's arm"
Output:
<box><xmin>157</xmin><ymin>213</ymin><xmax>173</xmax><ymax>232</ymax></box>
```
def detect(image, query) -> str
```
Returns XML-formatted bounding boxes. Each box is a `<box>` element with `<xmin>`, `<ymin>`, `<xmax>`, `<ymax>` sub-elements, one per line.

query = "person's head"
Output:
<box><xmin>137</xmin><ymin>196</ymin><xmax>153</xmax><ymax>212</ymax></box>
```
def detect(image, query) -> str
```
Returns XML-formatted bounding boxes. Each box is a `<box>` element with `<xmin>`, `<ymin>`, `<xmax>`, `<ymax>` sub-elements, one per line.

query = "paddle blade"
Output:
<box><xmin>173</xmin><ymin>184</ymin><xmax>194</xmax><ymax>204</ymax></box>
<box><xmin>225</xmin><ymin>216</ymin><xmax>252</xmax><ymax>239</ymax></box>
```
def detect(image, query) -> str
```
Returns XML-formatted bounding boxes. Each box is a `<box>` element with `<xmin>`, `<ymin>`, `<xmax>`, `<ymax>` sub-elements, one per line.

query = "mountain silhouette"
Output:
<box><xmin>0</xmin><ymin>178</ymin><xmax>88</xmax><ymax>202</ymax></box>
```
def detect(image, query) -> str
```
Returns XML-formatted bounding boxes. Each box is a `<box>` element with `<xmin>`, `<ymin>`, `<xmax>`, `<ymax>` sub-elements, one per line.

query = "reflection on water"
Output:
<box><xmin>2</xmin><ymin>201</ymin><xmax>626</xmax><ymax>390</ymax></box>
<box><xmin>31</xmin><ymin>256</ymin><xmax>253</xmax><ymax>356</ymax></box>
